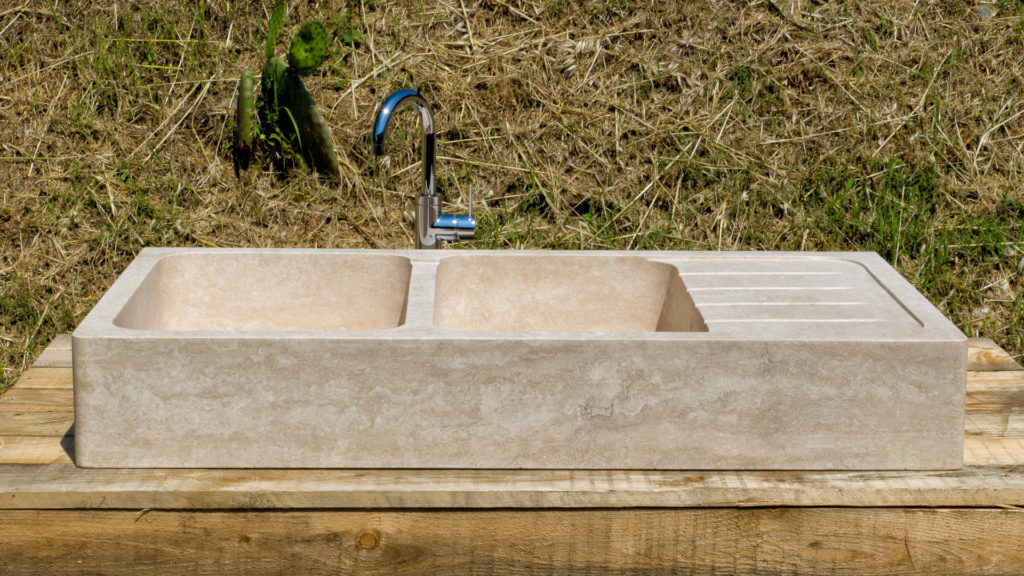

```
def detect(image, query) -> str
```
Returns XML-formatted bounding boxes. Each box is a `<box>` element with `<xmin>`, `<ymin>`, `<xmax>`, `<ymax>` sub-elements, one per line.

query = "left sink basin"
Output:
<box><xmin>113</xmin><ymin>252</ymin><xmax>411</xmax><ymax>331</ymax></box>
<box><xmin>73</xmin><ymin>248</ymin><xmax>420</xmax><ymax>468</ymax></box>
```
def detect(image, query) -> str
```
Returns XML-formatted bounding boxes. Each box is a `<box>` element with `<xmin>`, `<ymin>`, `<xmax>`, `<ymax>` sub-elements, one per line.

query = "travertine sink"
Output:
<box><xmin>72</xmin><ymin>249</ymin><xmax>966</xmax><ymax>470</ymax></box>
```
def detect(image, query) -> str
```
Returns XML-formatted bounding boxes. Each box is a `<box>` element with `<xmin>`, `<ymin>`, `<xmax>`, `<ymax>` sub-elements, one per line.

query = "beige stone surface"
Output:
<box><xmin>114</xmin><ymin>252</ymin><xmax>411</xmax><ymax>331</ymax></box>
<box><xmin>434</xmin><ymin>255</ymin><xmax>706</xmax><ymax>332</ymax></box>
<box><xmin>72</xmin><ymin>249</ymin><xmax>966</xmax><ymax>470</ymax></box>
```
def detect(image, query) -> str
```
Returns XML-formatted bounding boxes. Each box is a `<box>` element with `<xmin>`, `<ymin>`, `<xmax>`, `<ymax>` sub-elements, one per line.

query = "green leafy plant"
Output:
<box><xmin>233</xmin><ymin>0</ymin><xmax>340</xmax><ymax>181</ymax></box>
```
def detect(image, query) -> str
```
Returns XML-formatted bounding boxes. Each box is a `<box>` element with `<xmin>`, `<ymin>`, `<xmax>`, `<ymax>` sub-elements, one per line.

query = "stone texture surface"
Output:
<box><xmin>72</xmin><ymin>249</ymin><xmax>967</xmax><ymax>470</ymax></box>
<box><xmin>433</xmin><ymin>255</ymin><xmax>705</xmax><ymax>332</ymax></box>
<box><xmin>114</xmin><ymin>252</ymin><xmax>411</xmax><ymax>331</ymax></box>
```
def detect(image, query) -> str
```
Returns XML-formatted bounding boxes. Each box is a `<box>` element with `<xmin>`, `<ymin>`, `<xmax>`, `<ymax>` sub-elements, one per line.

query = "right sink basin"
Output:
<box><xmin>433</xmin><ymin>254</ymin><xmax>707</xmax><ymax>333</ymax></box>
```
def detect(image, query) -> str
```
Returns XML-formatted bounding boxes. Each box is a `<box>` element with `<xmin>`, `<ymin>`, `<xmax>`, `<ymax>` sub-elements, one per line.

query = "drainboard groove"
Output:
<box><xmin>686</xmin><ymin>286</ymin><xmax>852</xmax><ymax>291</ymax></box>
<box><xmin>695</xmin><ymin>302</ymin><xmax>865</xmax><ymax>307</ymax></box>
<box><xmin>680</xmin><ymin>271</ymin><xmax>844</xmax><ymax>276</ymax></box>
<box><xmin>703</xmin><ymin>318</ymin><xmax>887</xmax><ymax>323</ymax></box>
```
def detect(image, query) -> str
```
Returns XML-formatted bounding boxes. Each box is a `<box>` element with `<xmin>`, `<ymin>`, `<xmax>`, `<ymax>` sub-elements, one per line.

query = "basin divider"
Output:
<box><xmin>403</xmin><ymin>259</ymin><xmax>440</xmax><ymax>330</ymax></box>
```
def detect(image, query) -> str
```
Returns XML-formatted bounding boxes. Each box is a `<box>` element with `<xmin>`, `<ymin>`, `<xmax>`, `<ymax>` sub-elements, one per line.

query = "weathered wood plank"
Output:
<box><xmin>1</xmin><ymin>508</ymin><xmax>1023</xmax><ymax>576</ymax></box>
<box><xmin>0</xmin><ymin>410</ymin><xmax>73</xmax><ymax>436</ymax></box>
<box><xmin>964</xmin><ymin>437</ymin><xmax>1024</xmax><ymax>466</ymax></box>
<box><xmin>0</xmin><ymin>387</ymin><xmax>73</xmax><ymax>411</ymax></box>
<box><xmin>967</xmin><ymin>337</ymin><xmax>1023</xmax><ymax>371</ymax></box>
<box><xmin>31</xmin><ymin>334</ymin><xmax>72</xmax><ymax>368</ymax></box>
<box><xmin>967</xmin><ymin>370</ymin><xmax>1024</xmax><ymax>392</ymax></box>
<box><xmin>0</xmin><ymin>463</ymin><xmax>1023</xmax><ymax>509</ymax></box>
<box><xmin>965</xmin><ymin>372</ymin><xmax>1023</xmax><ymax>421</ymax></box>
<box><xmin>12</xmin><ymin>367</ymin><xmax>73</xmax><ymax>390</ymax></box>
<box><xmin>965</xmin><ymin>412</ymin><xmax>1024</xmax><ymax>437</ymax></box>
<box><xmin>967</xmin><ymin>390</ymin><xmax>1024</xmax><ymax>413</ymax></box>
<box><xmin>0</xmin><ymin>435</ymin><xmax>74</xmax><ymax>464</ymax></box>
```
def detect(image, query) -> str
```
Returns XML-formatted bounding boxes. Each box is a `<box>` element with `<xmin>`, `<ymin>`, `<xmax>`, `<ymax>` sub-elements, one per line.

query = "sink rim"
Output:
<box><xmin>72</xmin><ymin>247</ymin><xmax>966</xmax><ymax>343</ymax></box>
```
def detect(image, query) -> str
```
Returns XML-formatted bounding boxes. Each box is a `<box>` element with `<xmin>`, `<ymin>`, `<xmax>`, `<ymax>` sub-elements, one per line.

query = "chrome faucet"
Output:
<box><xmin>372</xmin><ymin>89</ymin><xmax>476</xmax><ymax>249</ymax></box>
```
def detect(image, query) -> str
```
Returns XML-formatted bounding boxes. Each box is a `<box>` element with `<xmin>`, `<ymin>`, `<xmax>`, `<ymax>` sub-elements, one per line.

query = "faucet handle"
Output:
<box><xmin>432</xmin><ymin>212</ymin><xmax>476</xmax><ymax>231</ymax></box>
<box><xmin>431</xmin><ymin>182</ymin><xmax>476</xmax><ymax>241</ymax></box>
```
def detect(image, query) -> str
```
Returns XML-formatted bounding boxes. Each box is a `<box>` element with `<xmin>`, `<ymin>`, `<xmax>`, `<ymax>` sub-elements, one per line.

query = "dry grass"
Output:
<box><xmin>2</xmin><ymin>0</ymin><xmax>1023</xmax><ymax>390</ymax></box>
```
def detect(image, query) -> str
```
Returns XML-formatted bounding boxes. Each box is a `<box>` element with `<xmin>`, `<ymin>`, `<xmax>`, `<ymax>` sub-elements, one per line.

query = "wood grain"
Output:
<box><xmin>964</xmin><ymin>437</ymin><xmax>1024</xmax><ymax>465</ymax></box>
<box><xmin>967</xmin><ymin>337</ymin><xmax>1023</xmax><ymax>371</ymax></box>
<box><xmin>965</xmin><ymin>413</ymin><xmax>1024</xmax><ymax>438</ymax></box>
<box><xmin>2</xmin><ymin>508</ymin><xmax>1024</xmax><ymax>576</ymax></box>
<box><xmin>0</xmin><ymin>410</ymin><xmax>73</xmax><ymax>436</ymax></box>
<box><xmin>0</xmin><ymin>435</ymin><xmax>74</xmax><ymax>464</ymax></box>
<box><xmin>31</xmin><ymin>334</ymin><xmax>72</xmax><ymax>368</ymax></box>
<box><xmin>967</xmin><ymin>370</ymin><xmax>1024</xmax><ymax>391</ymax></box>
<box><xmin>1</xmin><ymin>464</ymin><xmax>1023</xmax><ymax>509</ymax></box>
<box><xmin>13</xmin><ymin>366</ymin><xmax>73</xmax><ymax>389</ymax></box>
<box><xmin>0</xmin><ymin>387</ymin><xmax>75</xmax><ymax>411</ymax></box>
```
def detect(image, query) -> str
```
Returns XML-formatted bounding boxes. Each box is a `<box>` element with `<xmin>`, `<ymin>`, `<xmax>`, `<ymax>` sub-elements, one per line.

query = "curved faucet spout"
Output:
<box><xmin>372</xmin><ymin>89</ymin><xmax>475</xmax><ymax>249</ymax></box>
<box><xmin>372</xmin><ymin>89</ymin><xmax>436</xmax><ymax>198</ymax></box>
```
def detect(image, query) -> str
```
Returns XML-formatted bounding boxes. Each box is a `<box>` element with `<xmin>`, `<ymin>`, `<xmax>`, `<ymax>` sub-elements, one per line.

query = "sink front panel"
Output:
<box><xmin>71</xmin><ymin>336</ymin><xmax>963</xmax><ymax>469</ymax></box>
<box><xmin>72</xmin><ymin>248</ymin><xmax>967</xmax><ymax>470</ymax></box>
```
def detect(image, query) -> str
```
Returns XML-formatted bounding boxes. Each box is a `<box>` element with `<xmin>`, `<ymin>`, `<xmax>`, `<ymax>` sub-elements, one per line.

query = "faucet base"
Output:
<box><xmin>416</xmin><ymin>195</ymin><xmax>441</xmax><ymax>249</ymax></box>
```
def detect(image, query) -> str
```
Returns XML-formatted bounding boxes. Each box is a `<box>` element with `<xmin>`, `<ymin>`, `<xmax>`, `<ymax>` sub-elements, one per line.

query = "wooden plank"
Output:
<box><xmin>964</xmin><ymin>437</ymin><xmax>1024</xmax><ymax>466</ymax></box>
<box><xmin>31</xmin><ymin>334</ymin><xmax>72</xmax><ymax>368</ymax></box>
<box><xmin>967</xmin><ymin>337</ymin><xmax>1023</xmax><ymax>371</ymax></box>
<box><xmin>12</xmin><ymin>367</ymin><xmax>73</xmax><ymax>390</ymax></box>
<box><xmin>967</xmin><ymin>389</ymin><xmax>1024</xmax><ymax>413</ymax></box>
<box><xmin>0</xmin><ymin>388</ymin><xmax>73</xmax><ymax>411</ymax></box>
<box><xmin>1</xmin><ymin>508</ymin><xmax>1024</xmax><ymax>575</ymax></box>
<box><xmin>965</xmin><ymin>412</ymin><xmax>1024</xmax><ymax>437</ymax></box>
<box><xmin>967</xmin><ymin>370</ymin><xmax>1024</xmax><ymax>392</ymax></box>
<box><xmin>1</xmin><ymin>463</ymin><xmax>1023</xmax><ymax>509</ymax></box>
<box><xmin>0</xmin><ymin>436</ymin><xmax>74</xmax><ymax>464</ymax></box>
<box><xmin>0</xmin><ymin>410</ymin><xmax>73</xmax><ymax>436</ymax></box>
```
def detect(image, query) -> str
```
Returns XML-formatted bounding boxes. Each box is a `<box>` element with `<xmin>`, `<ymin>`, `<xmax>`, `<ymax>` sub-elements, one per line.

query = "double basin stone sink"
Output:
<box><xmin>72</xmin><ymin>248</ymin><xmax>966</xmax><ymax>469</ymax></box>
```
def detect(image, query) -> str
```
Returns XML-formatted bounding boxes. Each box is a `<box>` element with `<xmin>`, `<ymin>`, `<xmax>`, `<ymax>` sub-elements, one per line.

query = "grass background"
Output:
<box><xmin>1</xmin><ymin>0</ymin><xmax>1023</xmax><ymax>391</ymax></box>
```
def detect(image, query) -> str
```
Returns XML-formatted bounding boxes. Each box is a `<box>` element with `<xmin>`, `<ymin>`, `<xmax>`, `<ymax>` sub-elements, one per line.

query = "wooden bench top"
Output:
<box><xmin>1</xmin><ymin>335</ymin><xmax>1021</xmax><ymax>510</ymax></box>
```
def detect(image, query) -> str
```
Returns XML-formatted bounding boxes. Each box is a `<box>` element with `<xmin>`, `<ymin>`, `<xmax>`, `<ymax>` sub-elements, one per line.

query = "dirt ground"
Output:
<box><xmin>1</xmin><ymin>0</ymin><xmax>1023</xmax><ymax>390</ymax></box>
